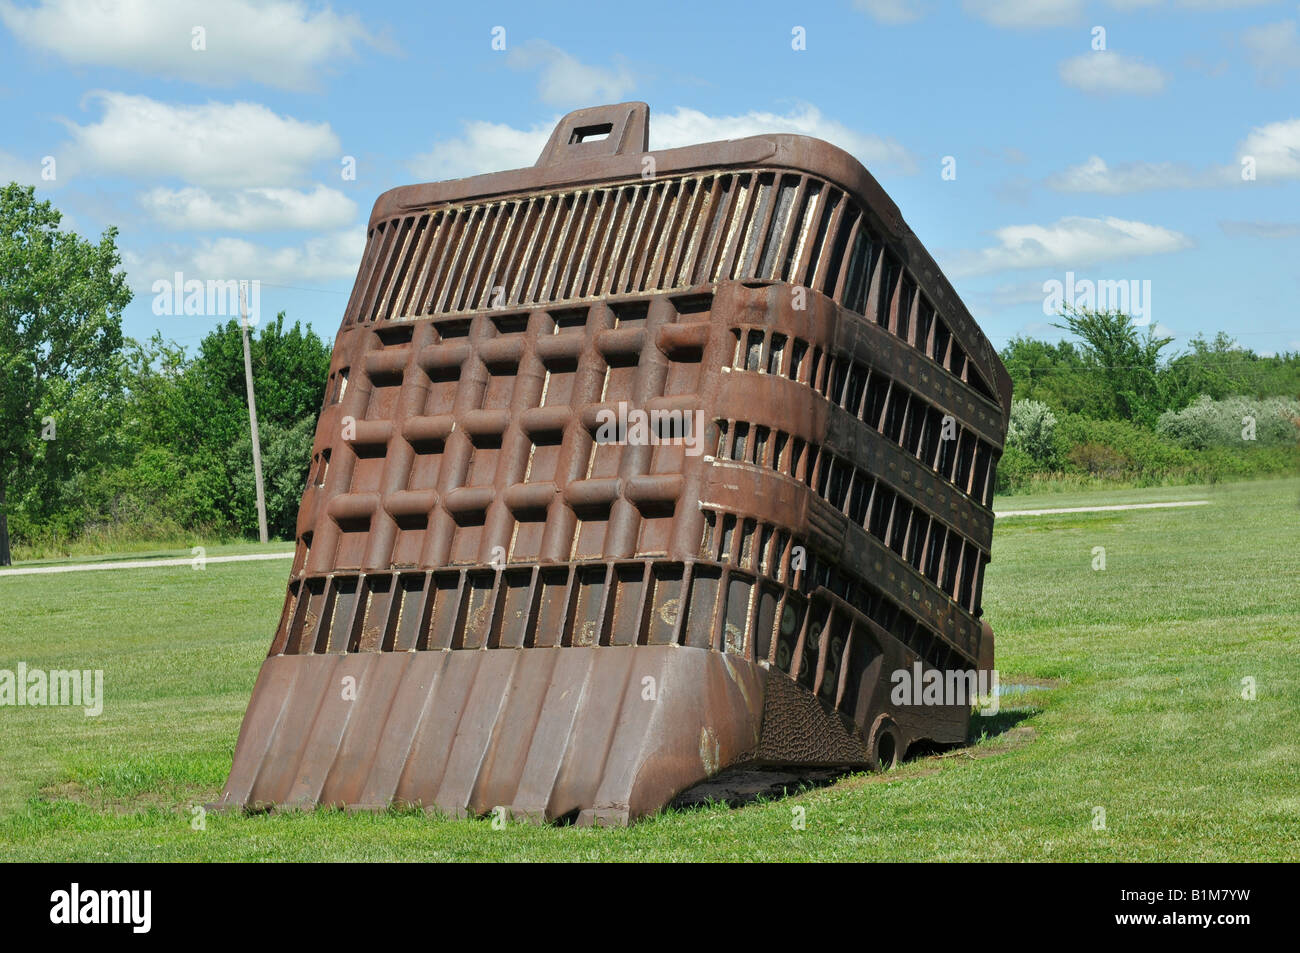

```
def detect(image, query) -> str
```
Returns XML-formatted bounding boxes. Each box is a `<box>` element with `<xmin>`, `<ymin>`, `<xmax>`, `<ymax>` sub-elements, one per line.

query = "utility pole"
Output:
<box><xmin>240</xmin><ymin>282</ymin><xmax>269</xmax><ymax>544</ymax></box>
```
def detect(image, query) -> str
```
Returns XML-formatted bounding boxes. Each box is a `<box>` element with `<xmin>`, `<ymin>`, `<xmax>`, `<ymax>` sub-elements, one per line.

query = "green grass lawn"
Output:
<box><xmin>1</xmin><ymin>477</ymin><xmax>1297</xmax><ymax>861</ymax></box>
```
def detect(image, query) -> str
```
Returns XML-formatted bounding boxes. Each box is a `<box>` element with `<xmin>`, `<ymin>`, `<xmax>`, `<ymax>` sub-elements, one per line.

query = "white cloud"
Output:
<box><xmin>507</xmin><ymin>40</ymin><xmax>636</xmax><ymax>107</ymax></box>
<box><xmin>1243</xmin><ymin>20</ymin><xmax>1300</xmax><ymax>84</ymax></box>
<box><xmin>654</xmin><ymin>106</ymin><xmax>916</xmax><ymax>172</ymax></box>
<box><xmin>125</xmin><ymin>227</ymin><xmax>366</xmax><ymax>289</ymax></box>
<box><xmin>410</xmin><ymin>104</ymin><xmax>916</xmax><ymax>181</ymax></box>
<box><xmin>190</xmin><ymin>229</ymin><xmax>365</xmax><ymax>283</ymax></box>
<box><xmin>0</xmin><ymin>0</ymin><xmax>381</xmax><ymax>90</ymax></box>
<box><xmin>60</xmin><ymin>92</ymin><xmax>340</xmax><ymax>187</ymax></box>
<box><xmin>409</xmin><ymin>118</ymin><xmax>552</xmax><ymax>182</ymax></box>
<box><xmin>1059</xmin><ymin>51</ymin><xmax>1168</xmax><ymax>94</ymax></box>
<box><xmin>1045</xmin><ymin>155</ymin><xmax>1224</xmax><ymax>192</ymax></box>
<box><xmin>1047</xmin><ymin>118</ymin><xmax>1300</xmax><ymax>193</ymax></box>
<box><xmin>950</xmin><ymin>216</ymin><xmax>1192</xmax><ymax>276</ymax></box>
<box><xmin>963</xmin><ymin>0</ymin><xmax>1084</xmax><ymax>28</ymax></box>
<box><xmin>140</xmin><ymin>185</ymin><xmax>356</xmax><ymax>231</ymax></box>
<box><xmin>1237</xmin><ymin>117</ymin><xmax>1300</xmax><ymax>181</ymax></box>
<box><xmin>853</xmin><ymin>0</ymin><xmax>926</xmax><ymax>24</ymax></box>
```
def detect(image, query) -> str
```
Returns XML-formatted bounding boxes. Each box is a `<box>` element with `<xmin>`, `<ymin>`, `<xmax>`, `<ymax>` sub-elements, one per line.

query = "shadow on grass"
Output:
<box><xmin>669</xmin><ymin>766</ymin><xmax>852</xmax><ymax>813</ymax></box>
<box><xmin>969</xmin><ymin>705</ymin><xmax>1041</xmax><ymax>742</ymax></box>
<box><xmin>671</xmin><ymin>701</ymin><xmax>1048</xmax><ymax>815</ymax></box>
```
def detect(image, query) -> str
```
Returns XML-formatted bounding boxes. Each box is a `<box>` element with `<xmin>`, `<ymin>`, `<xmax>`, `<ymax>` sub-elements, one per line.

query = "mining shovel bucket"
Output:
<box><xmin>217</xmin><ymin>102</ymin><xmax>1011</xmax><ymax>825</ymax></box>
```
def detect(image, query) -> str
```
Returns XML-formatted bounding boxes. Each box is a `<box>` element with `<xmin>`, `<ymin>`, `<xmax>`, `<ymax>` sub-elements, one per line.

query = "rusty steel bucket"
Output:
<box><xmin>216</xmin><ymin>102</ymin><xmax>1011</xmax><ymax>825</ymax></box>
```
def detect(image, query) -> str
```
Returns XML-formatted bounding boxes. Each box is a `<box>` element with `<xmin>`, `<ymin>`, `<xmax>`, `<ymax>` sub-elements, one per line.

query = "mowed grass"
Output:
<box><xmin>0</xmin><ymin>477</ymin><xmax>1297</xmax><ymax>861</ymax></box>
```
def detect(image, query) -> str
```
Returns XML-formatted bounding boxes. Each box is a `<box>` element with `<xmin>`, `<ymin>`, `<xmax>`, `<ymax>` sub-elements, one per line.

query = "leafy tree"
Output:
<box><xmin>1052</xmin><ymin>307</ymin><xmax>1173</xmax><ymax>427</ymax></box>
<box><xmin>1000</xmin><ymin>336</ymin><xmax>1111</xmax><ymax>417</ymax></box>
<box><xmin>186</xmin><ymin>314</ymin><xmax>330</xmax><ymax>537</ymax></box>
<box><xmin>0</xmin><ymin>184</ymin><xmax>131</xmax><ymax>564</ymax></box>
<box><xmin>228</xmin><ymin>416</ymin><xmax>318</xmax><ymax>538</ymax></box>
<box><xmin>1163</xmin><ymin>334</ymin><xmax>1300</xmax><ymax>408</ymax></box>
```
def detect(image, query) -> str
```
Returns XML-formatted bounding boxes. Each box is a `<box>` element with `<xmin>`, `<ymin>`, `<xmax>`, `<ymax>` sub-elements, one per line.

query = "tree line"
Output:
<box><xmin>1</xmin><ymin>184</ymin><xmax>330</xmax><ymax>563</ymax></box>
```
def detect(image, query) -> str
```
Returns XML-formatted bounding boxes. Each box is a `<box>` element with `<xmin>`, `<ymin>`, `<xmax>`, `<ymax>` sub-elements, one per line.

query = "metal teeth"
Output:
<box><xmin>347</xmin><ymin>169</ymin><xmax>999</xmax><ymax>404</ymax></box>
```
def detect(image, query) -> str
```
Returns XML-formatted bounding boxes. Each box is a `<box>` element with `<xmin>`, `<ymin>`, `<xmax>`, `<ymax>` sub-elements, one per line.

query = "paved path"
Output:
<box><xmin>0</xmin><ymin>551</ymin><xmax>294</xmax><ymax>577</ymax></box>
<box><xmin>995</xmin><ymin>500</ymin><xmax>1210</xmax><ymax>518</ymax></box>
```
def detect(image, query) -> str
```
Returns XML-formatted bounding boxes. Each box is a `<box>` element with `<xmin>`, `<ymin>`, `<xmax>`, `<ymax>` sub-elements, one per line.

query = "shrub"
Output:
<box><xmin>1055</xmin><ymin>415</ymin><xmax>1196</xmax><ymax>477</ymax></box>
<box><xmin>1157</xmin><ymin>394</ymin><xmax>1300</xmax><ymax>450</ymax></box>
<box><xmin>994</xmin><ymin>444</ymin><xmax>1038</xmax><ymax>493</ymax></box>
<box><xmin>1067</xmin><ymin>442</ymin><xmax>1127</xmax><ymax>478</ymax></box>
<box><xmin>1007</xmin><ymin>399</ymin><xmax>1059</xmax><ymax>466</ymax></box>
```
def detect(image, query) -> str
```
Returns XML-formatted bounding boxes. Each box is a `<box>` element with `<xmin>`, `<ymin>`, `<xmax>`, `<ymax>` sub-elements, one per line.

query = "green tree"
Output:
<box><xmin>1052</xmin><ymin>307</ymin><xmax>1173</xmax><ymax>427</ymax></box>
<box><xmin>999</xmin><ymin>335</ymin><xmax>1111</xmax><ymax>417</ymax></box>
<box><xmin>184</xmin><ymin>314</ymin><xmax>330</xmax><ymax>537</ymax></box>
<box><xmin>0</xmin><ymin>184</ymin><xmax>132</xmax><ymax>564</ymax></box>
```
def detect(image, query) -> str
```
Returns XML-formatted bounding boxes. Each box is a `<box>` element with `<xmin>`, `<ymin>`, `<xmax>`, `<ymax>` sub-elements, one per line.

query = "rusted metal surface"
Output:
<box><xmin>218</xmin><ymin>102</ymin><xmax>1011</xmax><ymax>825</ymax></box>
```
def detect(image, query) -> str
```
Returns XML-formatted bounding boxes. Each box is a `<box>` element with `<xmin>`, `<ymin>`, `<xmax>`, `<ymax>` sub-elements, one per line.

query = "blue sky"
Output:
<box><xmin>2</xmin><ymin>0</ymin><xmax>1298</xmax><ymax>356</ymax></box>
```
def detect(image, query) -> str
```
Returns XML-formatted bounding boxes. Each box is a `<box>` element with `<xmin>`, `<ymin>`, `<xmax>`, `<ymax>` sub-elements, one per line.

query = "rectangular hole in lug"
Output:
<box><xmin>671</xmin><ymin>294</ymin><xmax>712</xmax><ymax>319</ymax></box>
<box><xmin>570</xmin><ymin>122</ymin><xmax>613</xmax><ymax>144</ymax></box>
<box><xmin>550</xmin><ymin>307</ymin><xmax>587</xmax><ymax>332</ymax></box>
<box><xmin>426</xmin><ymin>365</ymin><xmax>459</xmax><ymax>387</ymax></box>
<box><xmin>491</xmin><ymin>313</ymin><xmax>528</xmax><ymax>335</ymax></box>
<box><xmin>612</xmin><ymin>301</ymin><xmax>648</xmax><ymax>327</ymax></box>
<box><xmin>395</xmin><ymin>513</ymin><xmax>427</xmax><ymax>531</ymax></box>
<box><xmin>335</xmin><ymin>515</ymin><xmax>371</xmax><ymax>534</ymax></box>
<box><xmin>435</xmin><ymin>318</ymin><xmax>471</xmax><ymax>339</ymax></box>
<box><xmin>376</xmin><ymin>325</ymin><xmax>413</xmax><ymax>347</ymax></box>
